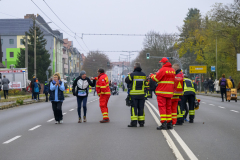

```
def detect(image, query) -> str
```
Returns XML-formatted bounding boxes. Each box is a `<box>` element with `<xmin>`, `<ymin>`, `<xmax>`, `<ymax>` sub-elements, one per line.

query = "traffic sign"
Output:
<box><xmin>189</xmin><ymin>66</ymin><xmax>207</xmax><ymax>74</ymax></box>
<box><xmin>211</xmin><ymin>66</ymin><xmax>215</xmax><ymax>72</ymax></box>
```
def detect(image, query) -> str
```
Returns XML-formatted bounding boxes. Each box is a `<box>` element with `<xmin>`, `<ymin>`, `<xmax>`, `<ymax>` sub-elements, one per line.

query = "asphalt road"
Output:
<box><xmin>0</xmin><ymin>92</ymin><xmax>239</xmax><ymax>160</ymax></box>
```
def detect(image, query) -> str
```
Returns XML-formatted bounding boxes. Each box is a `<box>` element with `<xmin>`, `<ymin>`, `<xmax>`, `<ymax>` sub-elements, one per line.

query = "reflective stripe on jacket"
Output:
<box><xmin>95</xmin><ymin>73</ymin><xmax>111</xmax><ymax>96</ymax></box>
<box><xmin>125</xmin><ymin>67</ymin><xmax>146</xmax><ymax>96</ymax></box>
<box><xmin>183</xmin><ymin>78</ymin><xmax>196</xmax><ymax>95</ymax></box>
<box><xmin>150</xmin><ymin>62</ymin><xmax>175</xmax><ymax>98</ymax></box>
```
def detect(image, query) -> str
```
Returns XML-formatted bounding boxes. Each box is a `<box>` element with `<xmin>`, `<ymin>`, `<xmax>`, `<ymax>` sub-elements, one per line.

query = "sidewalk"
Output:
<box><xmin>197</xmin><ymin>92</ymin><xmax>240</xmax><ymax>100</ymax></box>
<box><xmin>0</xmin><ymin>97</ymin><xmax>46</xmax><ymax>110</ymax></box>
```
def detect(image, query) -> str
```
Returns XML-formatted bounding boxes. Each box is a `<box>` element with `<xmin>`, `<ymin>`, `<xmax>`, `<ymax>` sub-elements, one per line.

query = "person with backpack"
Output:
<box><xmin>72</xmin><ymin>70</ymin><xmax>95</xmax><ymax>123</ymax></box>
<box><xmin>43</xmin><ymin>81</ymin><xmax>49</xmax><ymax>102</ymax></box>
<box><xmin>219</xmin><ymin>74</ymin><xmax>227</xmax><ymax>102</ymax></box>
<box><xmin>49</xmin><ymin>72</ymin><xmax>65</xmax><ymax>124</ymax></box>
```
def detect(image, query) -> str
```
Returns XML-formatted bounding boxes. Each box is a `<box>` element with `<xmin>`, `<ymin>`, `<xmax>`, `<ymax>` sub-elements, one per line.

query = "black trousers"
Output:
<box><xmin>52</xmin><ymin>102</ymin><xmax>63</xmax><ymax>121</ymax></box>
<box><xmin>177</xmin><ymin>96</ymin><xmax>184</xmax><ymax>123</ymax></box>
<box><xmin>45</xmin><ymin>93</ymin><xmax>49</xmax><ymax>102</ymax></box>
<box><xmin>131</xmin><ymin>96</ymin><xmax>145</xmax><ymax>125</ymax></box>
<box><xmin>182</xmin><ymin>94</ymin><xmax>195</xmax><ymax>120</ymax></box>
<box><xmin>221</xmin><ymin>88</ymin><xmax>226</xmax><ymax>101</ymax></box>
<box><xmin>3</xmin><ymin>90</ymin><xmax>8</xmax><ymax>99</ymax></box>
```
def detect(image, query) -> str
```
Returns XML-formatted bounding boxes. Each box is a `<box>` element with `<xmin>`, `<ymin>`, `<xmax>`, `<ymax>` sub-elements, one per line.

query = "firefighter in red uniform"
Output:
<box><xmin>171</xmin><ymin>64</ymin><xmax>184</xmax><ymax>126</ymax></box>
<box><xmin>92</xmin><ymin>69</ymin><xmax>111</xmax><ymax>123</ymax></box>
<box><xmin>150</xmin><ymin>57</ymin><xmax>175</xmax><ymax>130</ymax></box>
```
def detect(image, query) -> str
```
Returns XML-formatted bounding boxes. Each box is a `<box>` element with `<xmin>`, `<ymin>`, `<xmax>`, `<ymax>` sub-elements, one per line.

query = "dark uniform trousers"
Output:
<box><xmin>131</xmin><ymin>95</ymin><xmax>145</xmax><ymax>126</ymax></box>
<box><xmin>181</xmin><ymin>94</ymin><xmax>195</xmax><ymax>120</ymax></box>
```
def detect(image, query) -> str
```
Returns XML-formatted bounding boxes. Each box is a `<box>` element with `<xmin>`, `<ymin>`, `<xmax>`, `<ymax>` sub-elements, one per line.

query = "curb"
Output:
<box><xmin>0</xmin><ymin>99</ymin><xmax>45</xmax><ymax>110</ymax></box>
<box><xmin>197</xmin><ymin>94</ymin><xmax>240</xmax><ymax>100</ymax></box>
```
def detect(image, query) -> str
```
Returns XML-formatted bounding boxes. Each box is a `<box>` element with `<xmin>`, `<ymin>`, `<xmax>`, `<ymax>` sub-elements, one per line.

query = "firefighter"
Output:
<box><xmin>182</xmin><ymin>75</ymin><xmax>196</xmax><ymax>123</ymax></box>
<box><xmin>144</xmin><ymin>78</ymin><xmax>150</xmax><ymax>100</ymax></box>
<box><xmin>91</xmin><ymin>69</ymin><xmax>111</xmax><ymax>123</ymax></box>
<box><xmin>125</xmin><ymin>62</ymin><xmax>146</xmax><ymax>127</ymax></box>
<box><xmin>150</xmin><ymin>57</ymin><xmax>175</xmax><ymax>130</ymax></box>
<box><xmin>171</xmin><ymin>64</ymin><xmax>184</xmax><ymax>126</ymax></box>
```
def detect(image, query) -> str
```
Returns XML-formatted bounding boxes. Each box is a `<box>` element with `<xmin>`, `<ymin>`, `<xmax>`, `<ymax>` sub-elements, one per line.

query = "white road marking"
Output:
<box><xmin>145</xmin><ymin>103</ymin><xmax>184</xmax><ymax>160</ymax></box>
<box><xmin>29</xmin><ymin>125</ymin><xmax>41</xmax><ymax>131</ymax></box>
<box><xmin>209</xmin><ymin>104</ymin><xmax>215</xmax><ymax>106</ymax></box>
<box><xmin>202</xmin><ymin>102</ymin><xmax>206</xmax><ymax>104</ymax></box>
<box><xmin>63</xmin><ymin>113</ymin><xmax>67</xmax><ymax>115</ymax></box>
<box><xmin>3</xmin><ymin>136</ymin><xmax>21</xmax><ymax>144</ymax></box>
<box><xmin>69</xmin><ymin>109</ymin><xmax>74</xmax><ymax>111</ymax></box>
<box><xmin>230</xmin><ymin>110</ymin><xmax>239</xmax><ymax>113</ymax></box>
<box><xmin>146</xmin><ymin>101</ymin><xmax>198</xmax><ymax>160</ymax></box>
<box><xmin>47</xmin><ymin>118</ymin><xmax>54</xmax><ymax>122</ymax></box>
<box><xmin>218</xmin><ymin>106</ymin><xmax>225</xmax><ymax>109</ymax></box>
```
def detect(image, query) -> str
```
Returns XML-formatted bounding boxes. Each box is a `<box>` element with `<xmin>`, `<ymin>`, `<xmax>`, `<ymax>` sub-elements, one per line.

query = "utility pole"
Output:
<box><xmin>34</xmin><ymin>18</ymin><xmax>36</xmax><ymax>77</ymax></box>
<box><xmin>56</xmin><ymin>39</ymin><xmax>58</xmax><ymax>72</ymax></box>
<box><xmin>216</xmin><ymin>36</ymin><xmax>218</xmax><ymax>80</ymax></box>
<box><xmin>25</xmin><ymin>34</ymin><xmax>28</xmax><ymax>70</ymax></box>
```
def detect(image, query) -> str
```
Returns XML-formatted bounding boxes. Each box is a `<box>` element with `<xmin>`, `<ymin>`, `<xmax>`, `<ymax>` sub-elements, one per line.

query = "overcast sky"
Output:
<box><xmin>0</xmin><ymin>0</ymin><xmax>232</xmax><ymax>61</ymax></box>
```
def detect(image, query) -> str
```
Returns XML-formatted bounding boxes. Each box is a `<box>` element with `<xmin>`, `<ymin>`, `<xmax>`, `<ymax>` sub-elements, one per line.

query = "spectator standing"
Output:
<box><xmin>208</xmin><ymin>78</ymin><xmax>214</xmax><ymax>93</ymax></box>
<box><xmin>2</xmin><ymin>75</ymin><xmax>10</xmax><ymax>99</ymax></box>
<box><xmin>43</xmin><ymin>81</ymin><xmax>49</xmax><ymax>102</ymax></box>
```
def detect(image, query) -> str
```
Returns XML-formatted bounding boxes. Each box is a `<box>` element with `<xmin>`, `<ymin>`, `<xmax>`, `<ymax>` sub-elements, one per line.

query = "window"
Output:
<box><xmin>1</xmin><ymin>39</ymin><xmax>3</xmax><ymax>45</ymax></box>
<box><xmin>10</xmin><ymin>52</ymin><xmax>14</xmax><ymax>58</ymax></box>
<box><xmin>20</xmin><ymin>39</ymin><xmax>24</xmax><ymax>45</ymax></box>
<box><xmin>9</xmin><ymin>39</ymin><xmax>14</xmax><ymax>45</ymax></box>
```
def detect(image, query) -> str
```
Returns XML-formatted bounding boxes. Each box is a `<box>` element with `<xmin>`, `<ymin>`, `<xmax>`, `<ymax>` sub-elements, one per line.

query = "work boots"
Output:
<box><xmin>189</xmin><ymin>119</ymin><xmax>194</xmax><ymax>123</ymax></box>
<box><xmin>100</xmin><ymin>119</ymin><xmax>110</xmax><ymax>123</ymax></box>
<box><xmin>167</xmin><ymin>121</ymin><xmax>173</xmax><ymax>130</ymax></box>
<box><xmin>157</xmin><ymin>121</ymin><xmax>168</xmax><ymax>130</ymax></box>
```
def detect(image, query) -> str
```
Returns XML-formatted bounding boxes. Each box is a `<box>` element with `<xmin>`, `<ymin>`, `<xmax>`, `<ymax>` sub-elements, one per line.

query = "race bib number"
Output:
<box><xmin>78</xmin><ymin>90</ymin><xmax>87</xmax><ymax>96</ymax></box>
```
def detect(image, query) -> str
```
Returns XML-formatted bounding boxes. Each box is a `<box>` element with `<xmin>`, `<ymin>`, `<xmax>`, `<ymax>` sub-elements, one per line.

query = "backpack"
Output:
<box><xmin>220</xmin><ymin>78</ymin><xmax>226</xmax><ymax>87</ymax></box>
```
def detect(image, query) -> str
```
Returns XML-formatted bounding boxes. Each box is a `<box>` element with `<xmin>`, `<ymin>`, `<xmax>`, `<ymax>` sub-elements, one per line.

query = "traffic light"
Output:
<box><xmin>146</xmin><ymin>53</ymin><xmax>150</xmax><ymax>59</ymax></box>
<box><xmin>73</xmin><ymin>77</ymin><xmax>76</xmax><ymax>81</ymax></box>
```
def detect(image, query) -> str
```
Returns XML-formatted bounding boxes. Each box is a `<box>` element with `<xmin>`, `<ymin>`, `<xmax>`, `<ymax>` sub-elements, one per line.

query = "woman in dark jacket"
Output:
<box><xmin>72</xmin><ymin>70</ymin><xmax>95</xmax><ymax>123</ymax></box>
<box><xmin>49</xmin><ymin>72</ymin><xmax>65</xmax><ymax>124</ymax></box>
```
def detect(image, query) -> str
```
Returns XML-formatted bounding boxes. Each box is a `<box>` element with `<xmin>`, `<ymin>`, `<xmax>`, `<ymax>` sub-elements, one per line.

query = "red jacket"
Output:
<box><xmin>174</xmin><ymin>70</ymin><xmax>184</xmax><ymax>96</ymax></box>
<box><xmin>150</xmin><ymin>62</ymin><xmax>175</xmax><ymax>98</ymax></box>
<box><xmin>95</xmin><ymin>73</ymin><xmax>111</xmax><ymax>96</ymax></box>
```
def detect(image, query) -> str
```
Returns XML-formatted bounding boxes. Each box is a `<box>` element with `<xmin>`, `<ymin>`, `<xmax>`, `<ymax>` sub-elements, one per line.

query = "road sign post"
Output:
<box><xmin>46</xmin><ymin>70</ymin><xmax>49</xmax><ymax>81</ymax></box>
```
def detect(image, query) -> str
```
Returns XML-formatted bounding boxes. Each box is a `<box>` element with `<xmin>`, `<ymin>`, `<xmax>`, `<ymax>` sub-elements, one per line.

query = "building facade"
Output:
<box><xmin>0</xmin><ymin>14</ymin><xmax>64</xmax><ymax>78</ymax></box>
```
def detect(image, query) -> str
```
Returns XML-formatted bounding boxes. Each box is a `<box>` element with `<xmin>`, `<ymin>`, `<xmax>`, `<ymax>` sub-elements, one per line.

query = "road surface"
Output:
<box><xmin>0</xmin><ymin>92</ymin><xmax>239</xmax><ymax>160</ymax></box>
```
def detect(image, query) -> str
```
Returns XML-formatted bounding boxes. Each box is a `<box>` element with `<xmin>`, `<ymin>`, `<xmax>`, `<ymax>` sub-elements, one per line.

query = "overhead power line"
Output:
<box><xmin>43</xmin><ymin>0</ymin><xmax>89</xmax><ymax>52</ymax></box>
<box><xmin>0</xmin><ymin>12</ymin><xmax>21</xmax><ymax>19</ymax></box>
<box><xmin>31</xmin><ymin>0</ymin><xmax>86</xmax><ymax>52</ymax></box>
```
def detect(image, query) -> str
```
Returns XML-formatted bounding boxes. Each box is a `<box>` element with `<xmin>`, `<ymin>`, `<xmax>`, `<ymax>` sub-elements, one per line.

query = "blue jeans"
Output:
<box><xmin>77</xmin><ymin>96</ymin><xmax>88</xmax><ymax>118</ymax></box>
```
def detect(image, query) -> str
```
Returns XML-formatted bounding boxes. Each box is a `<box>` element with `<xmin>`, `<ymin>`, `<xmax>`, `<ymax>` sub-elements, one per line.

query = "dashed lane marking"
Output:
<box><xmin>218</xmin><ymin>106</ymin><xmax>225</xmax><ymax>109</ymax></box>
<box><xmin>209</xmin><ymin>104</ymin><xmax>215</xmax><ymax>106</ymax></box>
<box><xmin>230</xmin><ymin>110</ymin><xmax>239</xmax><ymax>113</ymax></box>
<box><xmin>47</xmin><ymin>118</ymin><xmax>54</xmax><ymax>122</ymax></box>
<box><xmin>3</xmin><ymin>136</ymin><xmax>21</xmax><ymax>144</ymax></box>
<box><xmin>63</xmin><ymin>113</ymin><xmax>67</xmax><ymax>115</ymax></box>
<box><xmin>145</xmin><ymin>103</ymin><xmax>184</xmax><ymax>160</ymax></box>
<box><xmin>69</xmin><ymin>109</ymin><xmax>74</xmax><ymax>111</ymax></box>
<box><xmin>146</xmin><ymin>101</ymin><xmax>198</xmax><ymax>160</ymax></box>
<box><xmin>29</xmin><ymin>125</ymin><xmax>41</xmax><ymax>131</ymax></box>
<box><xmin>202</xmin><ymin>102</ymin><xmax>206</xmax><ymax>104</ymax></box>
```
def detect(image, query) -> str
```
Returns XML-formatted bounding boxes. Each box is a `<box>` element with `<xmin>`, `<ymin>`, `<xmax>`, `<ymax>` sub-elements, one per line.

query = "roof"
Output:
<box><xmin>0</xmin><ymin>63</ymin><xmax>6</xmax><ymax>68</ymax></box>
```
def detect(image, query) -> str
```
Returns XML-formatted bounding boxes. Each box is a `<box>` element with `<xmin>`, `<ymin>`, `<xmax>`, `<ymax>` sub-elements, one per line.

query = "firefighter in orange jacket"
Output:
<box><xmin>150</xmin><ymin>57</ymin><xmax>175</xmax><ymax>130</ymax></box>
<box><xmin>92</xmin><ymin>69</ymin><xmax>111</xmax><ymax>123</ymax></box>
<box><xmin>171</xmin><ymin>64</ymin><xmax>184</xmax><ymax>126</ymax></box>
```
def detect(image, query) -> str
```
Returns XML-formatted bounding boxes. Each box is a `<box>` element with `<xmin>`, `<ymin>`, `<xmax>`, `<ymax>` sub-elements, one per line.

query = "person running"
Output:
<box><xmin>49</xmin><ymin>72</ymin><xmax>65</xmax><ymax>124</ymax></box>
<box><xmin>72</xmin><ymin>70</ymin><xmax>95</xmax><ymax>123</ymax></box>
<box><xmin>2</xmin><ymin>75</ymin><xmax>10</xmax><ymax>99</ymax></box>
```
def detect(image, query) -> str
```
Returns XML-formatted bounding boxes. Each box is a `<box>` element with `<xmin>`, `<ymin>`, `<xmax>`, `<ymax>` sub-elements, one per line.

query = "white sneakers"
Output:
<box><xmin>59</xmin><ymin>120</ymin><xmax>63</xmax><ymax>124</ymax></box>
<box><xmin>55</xmin><ymin>121</ymin><xmax>58</xmax><ymax>124</ymax></box>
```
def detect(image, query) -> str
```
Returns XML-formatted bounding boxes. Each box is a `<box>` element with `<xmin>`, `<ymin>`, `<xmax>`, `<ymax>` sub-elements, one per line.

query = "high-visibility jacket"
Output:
<box><xmin>94</xmin><ymin>73</ymin><xmax>111</xmax><ymax>96</ymax></box>
<box><xmin>125</xmin><ymin>67</ymin><xmax>146</xmax><ymax>96</ymax></box>
<box><xmin>226</xmin><ymin>79</ymin><xmax>233</xmax><ymax>89</ymax></box>
<box><xmin>172</xmin><ymin>70</ymin><xmax>184</xmax><ymax>100</ymax></box>
<box><xmin>150</xmin><ymin>62</ymin><xmax>175</xmax><ymax>98</ymax></box>
<box><xmin>183</xmin><ymin>78</ymin><xmax>196</xmax><ymax>95</ymax></box>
